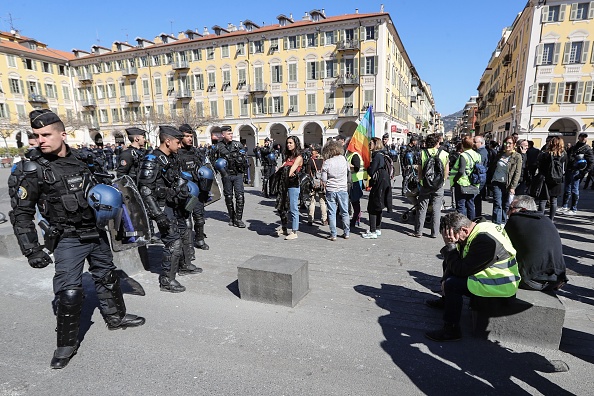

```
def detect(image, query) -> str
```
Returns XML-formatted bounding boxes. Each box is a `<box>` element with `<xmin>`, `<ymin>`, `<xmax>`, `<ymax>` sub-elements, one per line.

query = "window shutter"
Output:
<box><xmin>333</xmin><ymin>60</ymin><xmax>338</xmax><ymax>78</ymax></box>
<box><xmin>360</xmin><ymin>58</ymin><xmax>365</xmax><ymax>75</ymax></box>
<box><xmin>334</xmin><ymin>30</ymin><xmax>339</xmax><ymax>43</ymax></box>
<box><xmin>528</xmin><ymin>85</ymin><xmax>535</xmax><ymax>104</ymax></box>
<box><xmin>570</xmin><ymin>3</ymin><xmax>578</xmax><ymax>20</ymax></box>
<box><xmin>320</xmin><ymin>33</ymin><xmax>325</xmax><ymax>46</ymax></box>
<box><xmin>283</xmin><ymin>37</ymin><xmax>288</xmax><ymax>50</ymax></box>
<box><xmin>590</xmin><ymin>1</ymin><xmax>594</xmax><ymax>19</ymax></box>
<box><xmin>252</xmin><ymin>100</ymin><xmax>257</xmax><ymax>115</ymax></box>
<box><xmin>279</xmin><ymin>65</ymin><xmax>283</xmax><ymax>83</ymax></box>
<box><xmin>354</xmin><ymin>28</ymin><xmax>359</xmax><ymax>42</ymax></box>
<box><xmin>374</xmin><ymin>26</ymin><xmax>379</xmax><ymax>40</ymax></box>
<box><xmin>541</xmin><ymin>6</ymin><xmax>549</xmax><ymax>22</ymax></box>
<box><xmin>536</xmin><ymin>44</ymin><xmax>544</xmax><ymax>65</ymax></box>
<box><xmin>563</xmin><ymin>42</ymin><xmax>571</xmax><ymax>64</ymax></box>
<box><xmin>339</xmin><ymin>59</ymin><xmax>344</xmax><ymax>76</ymax></box>
<box><xmin>19</xmin><ymin>80</ymin><xmax>24</xmax><ymax>94</ymax></box>
<box><xmin>546</xmin><ymin>83</ymin><xmax>556</xmax><ymax>104</ymax></box>
<box><xmin>585</xmin><ymin>81</ymin><xmax>594</xmax><ymax>102</ymax></box>
<box><xmin>373</xmin><ymin>56</ymin><xmax>378</xmax><ymax>74</ymax></box>
<box><xmin>559</xmin><ymin>4</ymin><xmax>567</xmax><ymax>20</ymax></box>
<box><xmin>577</xmin><ymin>81</ymin><xmax>585</xmax><ymax>102</ymax></box>
<box><xmin>360</xmin><ymin>26</ymin><xmax>366</xmax><ymax>40</ymax></box>
<box><xmin>315</xmin><ymin>61</ymin><xmax>321</xmax><ymax>79</ymax></box>
<box><xmin>553</xmin><ymin>43</ymin><xmax>561</xmax><ymax>64</ymax></box>
<box><xmin>314</xmin><ymin>33</ymin><xmax>319</xmax><ymax>46</ymax></box>
<box><xmin>268</xmin><ymin>97</ymin><xmax>273</xmax><ymax>114</ymax></box>
<box><xmin>279</xmin><ymin>96</ymin><xmax>284</xmax><ymax>113</ymax></box>
<box><xmin>306</xmin><ymin>62</ymin><xmax>312</xmax><ymax>80</ymax></box>
<box><xmin>249</xmin><ymin>42</ymin><xmax>253</xmax><ymax>54</ymax></box>
<box><xmin>557</xmin><ymin>82</ymin><xmax>565</xmax><ymax>103</ymax></box>
<box><xmin>354</xmin><ymin>58</ymin><xmax>358</xmax><ymax>76</ymax></box>
<box><xmin>581</xmin><ymin>41</ymin><xmax>590</xmax><ymax>63</ymax></box>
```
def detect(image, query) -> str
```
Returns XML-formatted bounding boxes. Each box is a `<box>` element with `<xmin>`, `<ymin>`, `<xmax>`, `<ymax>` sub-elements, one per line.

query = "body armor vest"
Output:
<box><xmin>216</xmin><ymin>141</ymin><xmax>246</xmax><ymax>174</ymax></box>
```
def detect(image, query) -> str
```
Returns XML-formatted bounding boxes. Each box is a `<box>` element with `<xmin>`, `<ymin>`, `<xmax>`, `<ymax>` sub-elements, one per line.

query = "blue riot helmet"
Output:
<box><xmin>87</xmin><ymin>184</ymin><xmax>123</xmax><ymax>229</ymax></box>
<box><xmin>266</xmin><ymin>152</ymin><xmax>276</xmax><ymax>162</ymax></box>
<box><xmin>574</xmin><ymin>156</ymin><xmax>587</xmax><ymax>171</ymax></box>
<box><xmin>214</xmin><ymin>158</ymin><xmax>228</xmax><ymax>176</ymax></box>
<box><xmin>197</xmin><ymin>165</ymin><xmax>214</xmax><ymax>192</ymax></box>
<box><xmin>181</xmin><ymin>171</ymin><xmax>193</xmax><ymax>181</ymax></box>
<box><xmin>185</xmin><ymin>180</ymin><xmax>200</xmax><ymax>212</ymax></box>
<box><xmin>404</xmin><ymin>151</ymin><xmax>414</xmax><ymax>166</ymax></box>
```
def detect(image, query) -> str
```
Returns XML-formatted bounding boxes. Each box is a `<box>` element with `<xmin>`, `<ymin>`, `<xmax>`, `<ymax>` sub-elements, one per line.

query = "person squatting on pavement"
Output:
<box><xmin>210</xmin><ymin>125</ymin><xmax>247</xmax><ymax>228</ymax></box>
<box><xmin>321</xmin><ymin>139</ymin><xmax>349</xmax><ymax>240</ymax></box>
<box><xmin>260</xmin><ymin>137</ymin><xmax>276</xmax><ymax>198</ymax></box>
<box><xmin>8</xmin><ymin>110</ymin><xmax>145</xmax><ymax>369</ymax></box>
<box><xmin>425</xmin><ymin>212</ymin><xmax>520</xmax><ymax>342</ymax></box>
<box><xmin>504</xmin><ymin>195</ymin><xmax>568</xmax><ymax>291</ymax></box>
<box><xmin>177</xmin><ymin>124</ymin><xmax>213</xmax><ymax>251</ymax></box>
<box><xmin>137</xmin><ymin>126</ymin><xmax>203</xmax><ymax>294</ymax></box>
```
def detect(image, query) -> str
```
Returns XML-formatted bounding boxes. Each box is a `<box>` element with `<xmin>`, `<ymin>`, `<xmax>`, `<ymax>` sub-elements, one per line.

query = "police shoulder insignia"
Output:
<box><xmin>120</xmin><ymin>160</ymin><xmax>127</xmax><ymax>166</ymax></box>
<box><xmin>17</xmin><ymin>186</ymin><xmax>27</xmax><ymax>199</ymax></box>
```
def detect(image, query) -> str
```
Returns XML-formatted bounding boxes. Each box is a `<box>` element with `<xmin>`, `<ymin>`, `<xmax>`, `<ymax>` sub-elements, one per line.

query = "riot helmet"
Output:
<box><xmin>185</xmin><ymin>180</ymin><xmax>200</xmax><ymax>212</ymax></box>
<box><xmin>181</xmin><ymin>171</ymin><xmax>193</xmax><ymax>181</ymax></box>
<box><xmin>87</xmin><ymin>184</ymin><xmax>123</xmax><ymax>229</ymax></box>
<box><xmin>573</xmin><ymin>154</ymin><xmax>587</xmax><ymax>171</ymax></box>
<box><xmin>197</xmin><ymin>165</ymin><xmax>214</xmax><ymax>192</ymax></box>
<box><xmin>214</xmin><ymin>158</ymin><xmax>228</xmax><ymax>176</ymax></box>
<box><xmin>266</xmin><ymin>152</ymin><xmax>276</xmax><ymax>162</ymax></box>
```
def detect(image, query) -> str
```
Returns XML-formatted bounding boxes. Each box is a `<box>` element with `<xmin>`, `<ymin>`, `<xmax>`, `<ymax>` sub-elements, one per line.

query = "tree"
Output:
<box><xmin>0</xmin><ymin>113</ymin><xmax>28</xmax><ymax>155</ymax></box>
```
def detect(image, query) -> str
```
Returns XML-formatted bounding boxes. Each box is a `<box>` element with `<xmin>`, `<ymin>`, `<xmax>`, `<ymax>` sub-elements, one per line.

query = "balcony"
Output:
<box><xmin>172</xmin><ymin>61</ymin><xmax>189</xmax><ymax>70</ymax></box>
<box><xmin>123</xmin><ymin>95</ymin><xmax>141</xmax><ymax>103</ymax></box>
<box><xmin>81</xmin><ymin>98</ymin><xmax>96</xmax><ymax>108</ymax></box>
<box><xmin>78</xmin><ymin>73</ymin><xmax>93</xmax><ymax>83</ymax></box>
<box><xmin>336</xmin><ymin>40</ymin><xmax>359</xmax><ymax>52</ymax></box>
<box><xmin>176</xmin><ymin>89</ymin><xmax>193</xmax><ymax>99</ymax></box>
<box><xmin>502</xmin><ymin>54</ymin><xmax>512</xmax><ymax>66</ymax></box>
<box><xmin>410</xmin><ymin>94</ymin><xmax>417</xmax><ymax>103</ymax></box>
<box><xmin>88</xmin><ymin>120</ymin><xmax>100</xmax><ymax>130</ymax></box>
<box><xmin>122</xmin><ymin>67</ymin><xmax>138</xmax><ymax>77</ymax></box>
<box><xmin>338</xmin><ymin>104</ymin><xmax>357</xmax><ymax>117</ymax></box>
<box><xmin>248</xmin><ymin>83</ymin><xmax>268</xmax><ymax>93</ymax></box>
<box><xmin>336</xmin><ymin>75</ymin><xmax>359</xmax><ymax>86</ymax></box>
<box><xmin>28</xmin><ymin>94</ymin><xmax>48</xmax><ymax>104</ymax></box>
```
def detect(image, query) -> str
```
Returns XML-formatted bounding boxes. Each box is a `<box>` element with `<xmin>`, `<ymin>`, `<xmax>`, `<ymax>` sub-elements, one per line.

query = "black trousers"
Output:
<box><xmin>222</xmin><ymin>174</ymin><xmax>244</xmax><ymax>202</ymax></box>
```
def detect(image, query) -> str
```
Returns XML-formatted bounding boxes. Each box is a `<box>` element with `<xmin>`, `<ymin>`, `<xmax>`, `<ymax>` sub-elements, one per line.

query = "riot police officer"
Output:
<box><xmin>210</xmin><ymin>125</ymin><xmax>247</xmax><ymax>228</ymax></box>
<box><xmin>8</xmin><ymin>110</ymin><xmax>145</xmax><ymax>369</ymax></box>
<box><xmin>178</xmin><ymin>124</ymin><xmax>211</xmax><ymax>251</ymax></box>
<box><xmin>260</xmin><ymin>137</ymin><xmax>276</xmax><ymax>198</ymax></box>
<box><xmin>116</xmin><ymin>127</ymin><xmax>146</xmax><ymax>180</ymax></box>
<box><xmin>137</xmin><ymin>125</ymin><xmax>202</xmax><ymax>293</ymax></box>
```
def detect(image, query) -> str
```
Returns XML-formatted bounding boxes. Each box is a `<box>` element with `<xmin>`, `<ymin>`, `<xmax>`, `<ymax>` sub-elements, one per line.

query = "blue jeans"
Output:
<box><xmin>454</xmin><ymin>184</ymin><xmax>476</xmax><ymax>220</ymax></box>
<box><xmin>491</xmin><ymin>181</ymin><xmax>510</xmax><ymax>225</ymax></box>
<box><xmin>326</xmin><ymin>190</ymin><xmax>350</xmax><ymax>237</ymax></box>
<box><xmin>288</xmin><ymin>187</ymin><xmax>300</xmax><ymax>231</ymax></box>
<box><xmin>562</xmin><ymin>171</ymin><xmax>581</xmax><ymax>211</ymax></box>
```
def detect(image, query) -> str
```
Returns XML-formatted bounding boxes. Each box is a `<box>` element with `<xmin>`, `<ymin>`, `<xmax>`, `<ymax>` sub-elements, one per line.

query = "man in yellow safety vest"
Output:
<box><xmin>425</xmin><ymin>212</ymin><xmax>520</xmax><ymax>342</ymax></box>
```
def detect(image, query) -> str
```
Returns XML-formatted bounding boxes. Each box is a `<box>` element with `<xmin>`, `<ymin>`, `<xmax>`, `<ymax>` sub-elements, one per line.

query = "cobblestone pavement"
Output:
<box><xmin>0</xmin><ymin>166</ymin><xmax>593</xmax><ymax>395</ymax></box>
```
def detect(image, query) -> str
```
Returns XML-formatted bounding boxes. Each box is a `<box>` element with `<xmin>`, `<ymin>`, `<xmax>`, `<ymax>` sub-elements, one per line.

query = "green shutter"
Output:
<box><xmin>581</xmin><ymin>41</ymin><xmax>590</xmax><ymax>63</ymax></box>
<box><xmin>354</xmin><ymin>58</ymin><xmax>358</xmax><ymax>76</ymax></box>
<box><xmin>553</xmin><ymin>43</ymin><xmax>561</xmax><ymax>64</ymax></box>
<box><xmin>354</xmin><ymin>28</ymin><xmax>359</xmax><ymax>42</ymax></box>
<box><xmin>320</xmin><ymin>33</ymin><xmax>325</xmax><ymax>46</ymax></box>
<box><xmin>585</xmin><ymin>81</ymin><xmax>593</xmax><ymax>102</ymax></box>
<box><xmin>547</xmin><ymin>83</ymin><xmax>556</xmax><ymax>103</ymax></box>
<box><xmin>333</xmin><ymin>60</ymin><xmax>338</xmax><ymax>78</ymax></box>
<box><xmin>314</xmin><ymin>33</ymin><xmax>319</xmax><ymax>46</ymax></box>
<box><xmin>559</xmin><ymin>4</ymin><xmax>567</xmax><ymax>21</ymax></box>
<box><xmin>279</xmin><ymin>65</ymin><xmax>283</xmax><ymax>83</ymax></box>
<box><xmin>576</xmin><ymin>81</ymin><xmax>585</xmax><ymax>103</ymax></box>
<box><xmin>541</xmin><ymin>6</ymin><xmax>550</xmax><ymax>22</ymax></box>
<box><xmin>283</xmin><ymin>37</ymin><xmax>288</xmax><ymax>50</ymax></box>
<box><xmin>536</xmin><ymin>44</ymin><xmax>544</xmax><ymax>65</ymax></box>
<box><xmin>590</xmin><ymin>1</ymin><xmax>594</xmax><ymax>18</ymax></box>
<box><xmin>563</xmin><ymin>42</ymin><xmax>571</xmax><ymax>64</ymax></box>
<box><xmin>557</xmin><ymin>82</ymin><xmax>565</xmax><ymax>103</ymax></box>
<box><xmin>570</xmin><ymin>3</ymin><xmax>578</xmax><ymax>20</ymax></box>
<box><xmin>360</xmin><ymin>57</ymin><xmax>365</xmax><ymax>75</ymax></box>
<box><xmin>279</xmin><ymin>96</ymin><xmax>284</xmax><ymax>113</ymax></box>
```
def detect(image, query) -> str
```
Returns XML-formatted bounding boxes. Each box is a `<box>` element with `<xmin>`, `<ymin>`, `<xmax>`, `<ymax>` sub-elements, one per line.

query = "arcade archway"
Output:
<box><xmin>303</xmin><ymin>122</ymin><xmax>323</xmax><ymax>147</ymax></box>
<box><xmin>269</xmin><ymin>123</ymin><xmax>289</xmax><ymax>151</ymax></box>
<box><xmin>339</xmin><ymin>121</ymin><xmax>358</xmax><ymax>138</ymax></box>
<box><xmin>239</xmin><ymin>125</ymin><xmax>256</xmax><ymax>152</ymax></box>
<box><xmin>548</xmin><ymin>118</ymin><xmax>579</xmax><ymax>133</ymax></box>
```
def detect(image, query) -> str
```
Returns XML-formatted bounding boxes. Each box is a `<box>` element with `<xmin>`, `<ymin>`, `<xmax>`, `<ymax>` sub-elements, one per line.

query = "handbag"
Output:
<box><xmin>529</xmin><ymin>174</ymin><xmax>545</xmax><ymax>198</ymax></box>
<box><xmin>459</xmin><ymin>184</ymin><xmax>479</xmax><ymax>195</ymax></box>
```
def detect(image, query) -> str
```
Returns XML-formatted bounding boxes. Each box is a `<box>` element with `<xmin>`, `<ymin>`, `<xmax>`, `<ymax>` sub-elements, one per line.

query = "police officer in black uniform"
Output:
<box><xmin>116</xmin><ymin>127</ymin><xmax>147</xmax><ymax>180</ymax></box>
<box><xmin>260</xmin><ymin>138</ymin><xmax>276</xmax><ymax>198</ymax></box>
<box><xmin>137</xmin><ymin>126</ymin><xmax>202</xmax><ymax>293</ymax></box>
<box><xmin>210</xmin><ymin>126</ymin><xmax>247</xmax><ymax>228</ymax></box>
<box><xmin>8</xmin><ymin>110</ymin><xmax>145</xmax><ymax>369</ymax></box>
<box><xmin>178</xmin><ymin>124</ymin><xmax>210</xmax><ymax>250</ymax></box>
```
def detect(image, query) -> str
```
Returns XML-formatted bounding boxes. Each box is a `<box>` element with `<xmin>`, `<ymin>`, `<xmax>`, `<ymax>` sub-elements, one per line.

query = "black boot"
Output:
<box><xmin>51</xmin><ymin>289</ymin><xmax>83</xmax><ymax>369</ymax></box>
<box><xmin>425</xmin><ymin>323</ymin><xmax>462</xmax><ymax>342</ymax></box>
<box><xmin>96</xmin><ymin>271</ymin><xmax>146</xmax><ymax>330</ymax></box>
<box><xmin>159</xmin><ymin>275</ymin><xmax>186</xmax><ymax>293</ymax></box>
<box><xmin>160</xmin><ymin>240</ymin><xmax>186</xmax><ymax>292</ymax></box>
<box><xmin>194</xmin><ymin>224</ymin><xmax>209</xmax><ymax>250</ymax></box>
<box><xmin>235</xmin><ymin>197</ymin><xmax>246</xmax><ymax>228</ymax></box>
<box><xmin>225</xmin><ymin>198</ymin><xmax>235</xmax><ymax>226</ymax></box>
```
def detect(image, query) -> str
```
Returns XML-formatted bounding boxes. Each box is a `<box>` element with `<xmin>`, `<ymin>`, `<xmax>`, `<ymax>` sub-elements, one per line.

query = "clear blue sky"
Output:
<box><xmin>2</xmin><ymin>0</ymin><xmax>525</xmax><ymax>116</ymax></box>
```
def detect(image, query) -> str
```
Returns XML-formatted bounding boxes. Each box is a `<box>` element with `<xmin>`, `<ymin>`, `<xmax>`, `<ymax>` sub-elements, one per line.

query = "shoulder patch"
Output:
<box><xmin>17</xmin><ymin>186</ymin><xmax>27</xmax><ymax>199</ymax></box>
<box><xmin>120</xmin><ymin>159</ymin><xmax>127</xmax><ymax>166</ymax></box>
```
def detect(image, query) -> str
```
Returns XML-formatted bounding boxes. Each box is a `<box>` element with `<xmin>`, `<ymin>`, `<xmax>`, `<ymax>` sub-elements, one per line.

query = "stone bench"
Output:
<box><xmin>471</xmin><ymin>289</ymin><xmax>565</xmax><ymax>349</ymax></box>
<box><xmin>238</xmin><ymin>254</ymin><xmax>309</xmax><ymax>307</ymax></box>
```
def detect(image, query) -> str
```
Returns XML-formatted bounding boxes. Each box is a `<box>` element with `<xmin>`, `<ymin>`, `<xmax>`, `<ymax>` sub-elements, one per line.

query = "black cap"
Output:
<box><xmin>179</xmin><ymin>124</ymin><xmax>193</xmax><ymax>133</ymax></box>
<box><xmin>382</xmin><ymin>133</ymin><xmax>389</xmax><ymax>139</ymax></box>
<box><xmin>336</xmin><ymin>134</ymin><xmax>346</xmax><ymax>141</ymax></box>
<box><xmin>159</xmin><ymin>125</ymin><xmax>184</xmax><ymax>139</ymax></box>
<box><xmin>125</xmin><ymin>127</ymin><xmax>146</xmax><ymax>136</ymax></box>
<box><xmin>264</xmin><ymin>137</ymin><xmax>271</xmax><ymax>142</ymax></box>
<box><xmin>579</xmin><ymin>132</ymin><xmax>588</xmax><ymax>138</ymax></box>
<box><xmin>30</xmin><ymin>109</ymin><xmax>62</xmax><ymax>129</ymax></box>
<box><xmin>220</xmin><ymin>125</ymin><xmax>232</xmax><ymax>132</ymax></box>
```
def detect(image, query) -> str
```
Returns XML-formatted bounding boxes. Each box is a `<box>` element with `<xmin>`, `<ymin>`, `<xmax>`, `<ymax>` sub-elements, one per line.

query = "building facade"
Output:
<box><xmin>477</xmin><ymin>0</ymin><xmax>594</xmax><ymax>148</ymax></box>
<box><xmin>0</xmin><ymin>8</ymin><xmax>437</xmax><ymax>151</ymax></box>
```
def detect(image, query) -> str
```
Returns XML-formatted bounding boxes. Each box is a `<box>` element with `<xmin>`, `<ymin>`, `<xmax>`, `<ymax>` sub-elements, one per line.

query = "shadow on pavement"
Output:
<box><xmin>557</xmin><ymin>283</ymin><xmax>594</xmax><ymax>307</ymax></box>
<box><xmin>226</xmin><ymin>279</ymin><xmax>240</xmax><ymax>298</ymax></box>
<box><xmin>354</xmin><ymin>283</ymin><xmax>572</xmax><ymax>395</ymax></box>
<box><xmin>561</xmin><ymin>328</ymin><xmax>594</xmax><ymax>365</ymax></box>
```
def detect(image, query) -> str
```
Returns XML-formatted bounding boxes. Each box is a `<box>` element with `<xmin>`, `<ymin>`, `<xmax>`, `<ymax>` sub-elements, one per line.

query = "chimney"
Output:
<box><xmin>203</xmin><ymin>26</ymin><xmax>209</xmax><ymax>35</ymax></box>
<box><xmin>303</xmin><ymin>11</ymin><xmax>310</xmax><ymax>21</ymax></box>
<box><xmin>355</xmin><ymin>8</ymin><xmax>359</xmax><ymax>14</ymax></box>
<box><xmin>321</xmin><ymin>8</ymin><xmax>325</xmax><ymax>16</ymax></box>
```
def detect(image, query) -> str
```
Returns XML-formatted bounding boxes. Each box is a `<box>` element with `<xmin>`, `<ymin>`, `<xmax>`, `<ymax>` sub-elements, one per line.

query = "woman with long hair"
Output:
<box><xmin>362</xmin><ymin>137</ymin><xmax>392</xmax><ymax>239</ymax></box>
<box><xmin>535</xmin><ymin>137</ymin><xmax>566</xmax><ymax>220</ymax></box>
<box><xmin>274</xmin><ymin>136</ymin><xmax>304</xmax><ymax>240</ymax></box>
<box><xmin>487</xmin><ymin>135</ymin><xmax>523</xmax><ymax>224</ymax></box>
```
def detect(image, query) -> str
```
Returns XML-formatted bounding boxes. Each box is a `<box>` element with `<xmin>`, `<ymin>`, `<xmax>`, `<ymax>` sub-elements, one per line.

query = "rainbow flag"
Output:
<box><xmin>346</xmin><ymin>105</ymin><xmax>374</xmax><ymax>168</ymax></box>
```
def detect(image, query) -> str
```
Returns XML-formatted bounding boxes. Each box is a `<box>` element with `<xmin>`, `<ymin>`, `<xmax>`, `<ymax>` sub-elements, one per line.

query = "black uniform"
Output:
<box><xmin>116</xmin><ymin>146</ymin><xmax>145</xmax><ymax>180</ymax></box>
<box><xmin>177</xmin><ymin>145</ymin><xmax>210</xmax><ymax>251</ymax></box>
<box><xmin>210</xmin><ymin>139</ymin><xmax>247</xmax><ymax>227</ymax></box>
<box><xmin>260</xmin><ymin>144</ymin><xmax>275</xmax><ymax>197</ymax></box>
<box><xmin>103</xmin><ymin>146</ymin><xmax>115</xmax><ymax>170</ymax></box>
<box><xmin>9</xmin><ymin>110</ymin><xmax>144</xmax><ymax>369</ymax></box>
<box><xmin>137</xmin><ymin>144</ymin><xmax>201</xmax><ymax>293</ymax></box>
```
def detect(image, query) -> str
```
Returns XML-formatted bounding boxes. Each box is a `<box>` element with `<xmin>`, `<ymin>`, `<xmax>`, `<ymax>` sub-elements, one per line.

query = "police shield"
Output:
<box><xmin>203</xmin><ymin>162</ymin><xmax>222</xmax><ymax>206</ymax></box>
<box><xmin>109</xmin><ymin>175</ymin><xmax>152</xmax><ymax>251</ymax></box>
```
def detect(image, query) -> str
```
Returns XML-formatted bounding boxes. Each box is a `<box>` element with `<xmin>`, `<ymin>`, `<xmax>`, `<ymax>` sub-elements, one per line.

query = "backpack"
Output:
<box><xmin>465</xmin><ymin>152</ymin><xmax>487</xmax><ymax>185</ymax></box>
<box><xmin>549</xmin><ymin>153</ymin><xmax>564</xmax><ymax>184</ymax></box>
<box><xmin>311</xmin><ymin>159</ymin><xmax>323</xmax><ymax>190</ymax></box>
<box><xmin>421</xmin><ymin>148</ymin><xmax>445</xmax><ymax>191</ymax></box>
<box><xmin>383</xmin><ymin>152</ymin><xmax>395</xmax><ymax>179</ymax></box>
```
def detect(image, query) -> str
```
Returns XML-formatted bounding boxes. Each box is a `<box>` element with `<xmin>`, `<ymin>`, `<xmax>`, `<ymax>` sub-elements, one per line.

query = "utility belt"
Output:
<box><xmin>61</xmin><ymin>226</ymin><xmax>101</xmax><ymax>241</ymax></box>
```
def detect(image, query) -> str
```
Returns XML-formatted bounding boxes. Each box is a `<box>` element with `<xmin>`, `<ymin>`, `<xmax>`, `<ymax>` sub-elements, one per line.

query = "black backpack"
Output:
<box><xmin>422</xmin><ymin>148</ymin><xmax>445</xmax><ymax>191</ymax></box>
<box><xmin>549</xmin><ymin>153</ymin><xmax>564</xmax><ymax>184</ymax></box>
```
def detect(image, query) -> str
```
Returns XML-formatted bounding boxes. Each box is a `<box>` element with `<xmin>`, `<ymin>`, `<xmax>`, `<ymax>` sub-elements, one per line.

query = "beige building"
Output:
<box><xmin>1</xmin><ymin>8</ymin><xmax>436</xmax><ymax>151</ymax></box>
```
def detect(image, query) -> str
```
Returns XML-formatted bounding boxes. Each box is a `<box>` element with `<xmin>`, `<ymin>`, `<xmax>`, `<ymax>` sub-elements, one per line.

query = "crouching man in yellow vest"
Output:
<box><xmin>425</xmin><ymin>212</ymin><xmax>520</xmax><ymax>342</ymax></box>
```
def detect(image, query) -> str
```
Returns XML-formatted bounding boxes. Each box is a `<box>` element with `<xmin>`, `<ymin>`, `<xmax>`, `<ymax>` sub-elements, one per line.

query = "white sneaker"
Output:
<box><xmin>557</xmin><ymin>207</ymin><xmax>569</xmax><ymax>214</ymax></box>
<box><xmin>376</xmin><ymin>230</ymin><xmax>382</xmax><ymax>236</ymax></box>
<box><xmin>361</xmin><ymin>231</ymin><xmax>377</xmax><ymax>239</ymax></box>
<box><xmin>285</xmin><ymin>232</ymin><xmax>298</xmax><ymax>240</ymax></box>
<box><xmin>272</xmin><ymin>227</ymin><xmax>288</xmax><ymax>236</ymax></box>
<box><xmin>567</xmin><ymin>210</ymin><xmax>577</xmax><ymax>215</ymax></box>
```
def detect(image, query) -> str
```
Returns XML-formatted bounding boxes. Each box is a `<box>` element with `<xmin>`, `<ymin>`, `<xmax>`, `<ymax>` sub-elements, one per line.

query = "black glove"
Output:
<box><xmin>155</xmin><ymin>213</ymin><xmax>170</xmax><ymax>234</ymax></box>
<box><xmin>27</xmin><ymin>250</ymin><xmax>52</xmax><ymax>269</ymax></box>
